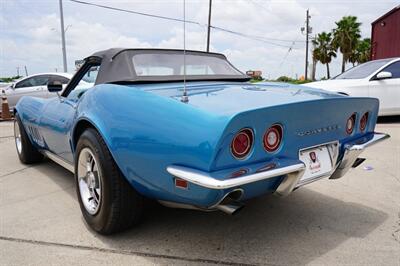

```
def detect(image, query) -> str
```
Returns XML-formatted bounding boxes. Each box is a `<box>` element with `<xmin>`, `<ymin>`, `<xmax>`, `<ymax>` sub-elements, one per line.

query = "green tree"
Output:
<box><xmin>332</xmin><ymin>16</ymin><xmax>361</xmax><ymax>73</ymax></box>
<box><xmin>312</xmin><ymin>32</ymin><xmax>337</xmax><ymax>79</ymax></box>
<box><xmin>357</xmin><ymin>38</ymin><xmax>371</xmax><ymax>64</ymax></box>
<box><xmin>349</xmin><ymin>38</ymin><xmax>371</xmax><ymax>66</ymax></box>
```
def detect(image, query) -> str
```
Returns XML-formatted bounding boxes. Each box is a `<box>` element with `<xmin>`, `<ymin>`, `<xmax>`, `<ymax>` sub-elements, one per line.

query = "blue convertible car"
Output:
<box><xmin>14</xmin><ymin>48</ymin><xmax>389</xmax><ymax>234</ymax></box>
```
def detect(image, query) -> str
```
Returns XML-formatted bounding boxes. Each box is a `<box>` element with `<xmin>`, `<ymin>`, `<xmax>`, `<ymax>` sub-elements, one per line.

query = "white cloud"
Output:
<box><xmin>0</xmin><ymin>0</ymin><xmax>398</xmax><ymax>79</ymax></box>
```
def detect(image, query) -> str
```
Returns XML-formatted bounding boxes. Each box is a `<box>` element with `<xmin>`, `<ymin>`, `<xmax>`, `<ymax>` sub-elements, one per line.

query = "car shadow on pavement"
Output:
<box><xmin>377</xmin><ymin>115</ymin><xmax>400</xmax><ymax>124</ymax></box>
<box><xmin>100</xmin><ymin>188</ymin><xmax>386</xmax><ymax>265</ymax></box>
<box><xmin>34</xmin><ymin>160</ymin><xmax>388</xmax><ymax>265</ymax></box>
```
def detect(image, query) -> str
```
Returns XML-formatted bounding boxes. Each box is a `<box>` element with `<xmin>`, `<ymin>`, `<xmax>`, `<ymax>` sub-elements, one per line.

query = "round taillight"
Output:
<box><xmin>263</xmin><ymin>124</ymin><xmax>283</xmax><ymax>152</ymax></box>
<box><xmin>346</xmin><ymin>114</ymin><xmax>356</xmax><ymax>135</ymax></box>
<box><xmin>231</xmin><ymin>128</ymin><xmax>253</xmax><ymax>159</ymax></box>
<box><xmin>360</xmin><ymin>112</ymin><xmax>368</xmax><ymax>132</ymax></box>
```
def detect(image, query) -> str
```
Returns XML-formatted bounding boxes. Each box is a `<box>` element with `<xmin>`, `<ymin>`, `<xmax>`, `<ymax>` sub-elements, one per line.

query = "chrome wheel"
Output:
<box><xmin>14</xmin><ymin>120</ymin><xmax>22</xmax><ymax>155</ymax></box>
<box><xmin>78</xmin><ymin>148</ymin><xmax>102</xmax><ymax>215</ymax></box>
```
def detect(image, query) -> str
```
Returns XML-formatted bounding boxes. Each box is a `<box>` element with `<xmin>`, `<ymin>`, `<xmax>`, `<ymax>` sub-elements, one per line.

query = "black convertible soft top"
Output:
<box><xmin>86</xmin><ymin>48</ymin><xmax>250</xmax><ymax>85</ymax></box>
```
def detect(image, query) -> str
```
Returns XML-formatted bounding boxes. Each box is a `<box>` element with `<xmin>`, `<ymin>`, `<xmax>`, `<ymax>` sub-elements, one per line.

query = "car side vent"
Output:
<box><xmin>28</xmin><ymin>125</ymin><xmax>44</xmax><ymax>146</ymax></box>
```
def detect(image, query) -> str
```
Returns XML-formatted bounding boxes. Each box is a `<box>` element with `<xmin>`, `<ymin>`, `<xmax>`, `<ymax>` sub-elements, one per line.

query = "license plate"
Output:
<box><xmin>299</xmin><ymin>144</ymin><xmax>335</xmax><ymax>183</ymax></box>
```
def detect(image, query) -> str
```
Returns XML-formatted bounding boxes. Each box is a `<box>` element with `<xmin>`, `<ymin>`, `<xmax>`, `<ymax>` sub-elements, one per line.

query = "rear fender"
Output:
<box><xmin>76</xmin><ymin>84</ymin><xmax>230</xmax><ymax>202</ymax></box>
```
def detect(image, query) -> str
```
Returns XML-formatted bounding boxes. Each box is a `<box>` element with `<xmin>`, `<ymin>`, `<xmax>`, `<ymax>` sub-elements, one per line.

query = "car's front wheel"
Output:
<box><xmin>75</xmin><ymin>128</ymin><xmax>144</xmax><ymax>234</ymax></box>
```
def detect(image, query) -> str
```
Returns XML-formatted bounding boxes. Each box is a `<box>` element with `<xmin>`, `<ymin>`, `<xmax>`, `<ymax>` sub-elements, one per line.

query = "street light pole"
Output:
<box><xmin>59</xmin><ymin>0</ymin><xmax>68</xmax><ymax>72</ymax></box>
<box><xmin>304</xmin><ymin>9</ymin><xmax>310</xmax><ymax>80</ymax></box>
<box><xmin>206</xmin><ymin>0</ymin><xmax>212</xmax><ymax>52</ymax></box>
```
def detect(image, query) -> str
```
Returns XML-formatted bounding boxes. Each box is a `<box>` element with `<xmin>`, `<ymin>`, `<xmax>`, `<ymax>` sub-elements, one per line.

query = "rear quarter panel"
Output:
<box><xmin>76</xmin><ymin>84</ymin><xmax>232</xmax><ymax>204</ymax></box>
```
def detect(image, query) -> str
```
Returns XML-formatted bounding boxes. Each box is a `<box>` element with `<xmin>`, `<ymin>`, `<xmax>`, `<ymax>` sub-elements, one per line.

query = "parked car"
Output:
<box><xmin>0</xmin><ymin>80</ymin><xmax>11</xmax><ymax>88</ymax></box>
<box><xmin>14</xmin><ymin>48</ymin><xmax>389</xmax><ymax>234</ymax></box>
<box><xmin>2</xmin><ymin>73</ymin><xmax>72</xmax><ymax>113</ymax></box>
<box><xmin>306</xmin><ymin>58</ymin><xmax>400</xmax><ymax>116</ymax></box>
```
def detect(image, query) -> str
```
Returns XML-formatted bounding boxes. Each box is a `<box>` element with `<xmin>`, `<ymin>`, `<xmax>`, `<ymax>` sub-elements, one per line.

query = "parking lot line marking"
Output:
<box><xmin>0</xmin><ymin>236</ymin><xmax>261</xmax><ymax>266</ymax></box>
<box><xmin>0</xmin><ymin>166</ymin><xmax>32</xmax><ymax>179</ymax></box>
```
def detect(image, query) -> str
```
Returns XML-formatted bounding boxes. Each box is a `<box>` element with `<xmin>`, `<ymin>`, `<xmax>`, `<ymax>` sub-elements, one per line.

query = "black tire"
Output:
<box><xmin>14</xmin><ymin>113</ymin><xmax>44</xmax><ymax>164</ymax></box>
<box><xmin>75</xmin><ymin>128</ymin><xmax>144</xmax><ymax>235</ymax></box>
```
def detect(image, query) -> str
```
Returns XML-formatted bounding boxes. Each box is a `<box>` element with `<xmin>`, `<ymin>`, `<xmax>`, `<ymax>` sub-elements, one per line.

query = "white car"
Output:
<box><xmin>306</xmin><ymin>58</ymin><xmax>400</xmax><ymax>116</ymax></box>
<box><xmin>0</xmin><ymin>81</ymin><xmax>11</xmax><ymax>88</ymax></box>
<box><xmin>2</xmin><ymin>73</ymin><xmax>73</xmax><ymax>113</ymax></box>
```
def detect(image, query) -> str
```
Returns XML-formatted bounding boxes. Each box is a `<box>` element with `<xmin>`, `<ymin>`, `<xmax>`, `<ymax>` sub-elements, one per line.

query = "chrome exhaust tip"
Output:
<box><xmin>215</xmin><ymin>188</ymin><xmax>244</xmax><ymax>215</ymax></box>
<box><xmin>216</xmin><ymin>201</ymin><xmax>244</xmax><ymax>215</ymax></box>
<box><xmin>352</xmin><ymin>157</ymin><xmax>366</xmax><ymax>168</ymax></box>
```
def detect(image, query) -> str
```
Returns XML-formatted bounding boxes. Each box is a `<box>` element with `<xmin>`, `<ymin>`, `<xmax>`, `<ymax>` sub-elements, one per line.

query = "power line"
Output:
<box><xmin>247</xmin><ymin>0</ymin><xmax>307</xmax><ymax>43</ymax></box>
<box><xmin>70</xmin><ymin>0</ymin><xmax>201</xmax><ymax>25</ymax></box>
<box><xmin>278</xmin><ymin>41</ymin><xmax>296</xmax><ymax>68</ymax></box>
<box><xmin>248</xmin><ymin>0</ymin><xmax>273</xmax><ymax>14</ymax></box>
<box><xmin>210</xmin><ymin>26</ymin><xmax>297</xmax><ymax>48</ymax></box>
<box><xmin>69</xmin><ymin>0</ymin><xmax>302</xmax><ymax>48</ymax></box>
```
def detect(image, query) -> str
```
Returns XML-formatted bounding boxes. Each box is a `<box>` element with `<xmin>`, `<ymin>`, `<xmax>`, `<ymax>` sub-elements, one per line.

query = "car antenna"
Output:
<box><xmin>181</xmin><ymin>0</ymin><xmax>189</xmax><ymax>103</ymax></box>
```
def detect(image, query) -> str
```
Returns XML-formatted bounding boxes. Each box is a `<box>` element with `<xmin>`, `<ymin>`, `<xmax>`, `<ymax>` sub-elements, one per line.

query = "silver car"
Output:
<box><xmin>2</xmin><ymin>73</ymin><xmax>72</xmax><ymax>113</ymax></box>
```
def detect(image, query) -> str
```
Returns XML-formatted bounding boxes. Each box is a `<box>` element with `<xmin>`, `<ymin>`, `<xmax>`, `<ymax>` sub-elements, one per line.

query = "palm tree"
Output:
<box><xmin>312</xmin><ymin>32</ymin><xmax>337</xmax><ymax>79</ymax></box>
<box><xmin>348</xmin><ymin>49</ymin><xmax>358</xmax><ymax>67</ymax></box>
<box><xmin>332</xmin><ymin>16</ymin><xmax>361</xmax><ymax>73</ymax></box>
<box><xmin>349</xmin><ymin>38</ymin><xmax>371</xmax><ymax>66</ymax></box>
<box><xmin>356</xmin><ymin>38</ymin><xmax>371</xmax><ymax>64</ymax></box>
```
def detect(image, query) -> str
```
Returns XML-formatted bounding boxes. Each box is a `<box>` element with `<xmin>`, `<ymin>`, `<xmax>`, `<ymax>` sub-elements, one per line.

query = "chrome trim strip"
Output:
<box><xmin>349</xmin><ymin>132</ymin><xmax>390</xmax><ymax>150</ymax></box>
<box><xmin>330</xmin><ymin>132</ymin><xmax>390</xmax><ymax>179</ymax></box>
<box><xmin>42</xmin><ymin>150</ymin><xmax>75</xmax><ymax>173</ymax></box>
<box><xmin>166</xmin><ymin>163</ymin><xmax>305</xmax><ymax>190</ymax></box>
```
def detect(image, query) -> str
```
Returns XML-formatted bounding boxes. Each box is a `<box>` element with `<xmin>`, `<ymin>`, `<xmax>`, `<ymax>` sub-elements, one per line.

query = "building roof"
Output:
<box><xmin>372</xmin><ymin>5</ymin><xmax>400</xmax><ymax>25</ymax></box>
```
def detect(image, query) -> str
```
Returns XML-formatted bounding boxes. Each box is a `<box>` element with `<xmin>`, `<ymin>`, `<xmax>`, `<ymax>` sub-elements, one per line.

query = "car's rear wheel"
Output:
<box><xmin>75</xmin><ymin>128</ymin><xmax>144</xmax><ymax>234</ymax></box>
<box><xmin>14</xmin><ymin>114</ymin><xmax>44</xmax><ymax>164</ymax></box>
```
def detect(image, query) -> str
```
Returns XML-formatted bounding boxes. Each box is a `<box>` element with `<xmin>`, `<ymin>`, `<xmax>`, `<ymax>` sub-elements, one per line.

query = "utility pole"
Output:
<box><xmin>24</xmin><ymin>66</ymin><xmax>28</xmax><ymax>76</ymax></box>
<box><xmin>304</xmin><ymin>9</ymin><xmax>310</xmax><ymax>81</ymax></box>
<box><xmin>206</xmin><ymin>0</ymin><xmax>212</xmax><ymax>52</ymax></box>
<box><xmin>59</xmin><ymin>0</ymin><xmax>68</xmax><ymax>72</ymax></box>
<box><xmin>16</xmin><ymin>67</ymin><xmax>19</xmax><ymax>77</ymax></box>
<box><xmin>311</xmin><ymin>34</ymin><xmax>316</xmax><ymax>81</ymax></box>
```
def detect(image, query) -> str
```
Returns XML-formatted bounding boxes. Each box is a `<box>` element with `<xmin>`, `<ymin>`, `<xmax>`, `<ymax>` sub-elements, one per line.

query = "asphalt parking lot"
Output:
<box><xmin>0</xmin><ymin>119</ymin><xmax>399</xmax><ymax>265</ymax></box>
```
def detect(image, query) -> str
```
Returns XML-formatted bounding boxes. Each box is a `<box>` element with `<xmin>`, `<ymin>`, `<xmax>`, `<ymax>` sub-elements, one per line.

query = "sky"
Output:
<box><xmin>0</xmin><ymin>0</ymin><xmax>398</xmax><ymax>79</ymax></box>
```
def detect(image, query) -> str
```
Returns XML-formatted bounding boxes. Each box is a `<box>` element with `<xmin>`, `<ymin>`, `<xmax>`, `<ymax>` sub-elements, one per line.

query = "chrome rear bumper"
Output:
<box><xmin>167</xmin><ymin>162</ymin><xmax>305</xmax><ymax>190</ymax></box>
<box><xmin>329</xmin><ymin>132</ymin><xmax>390</xmax><ymax>179</ymax></box>
<box><xmin>166</xmin><ymin>132</ymin><xmax>389</xmax><ymax>198</ymax></box>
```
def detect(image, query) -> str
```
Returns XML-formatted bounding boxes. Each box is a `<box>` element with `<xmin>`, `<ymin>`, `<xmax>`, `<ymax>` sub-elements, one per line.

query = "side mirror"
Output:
<box><xmin>47</xmin><ymin>80</ymin><xmax>63</xmax><ymax>92</ymax></box>
<box><xmin>375</xmin><ymin>71</ymin><xmax>392</xmax><ymax>80</ymax></box>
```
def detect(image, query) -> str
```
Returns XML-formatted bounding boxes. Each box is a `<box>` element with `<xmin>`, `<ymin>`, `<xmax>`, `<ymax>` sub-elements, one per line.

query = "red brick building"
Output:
<box><xmin>371</xmin><ymin>5</ymin><xmax>400</xmax><ymax>60</ymax></box>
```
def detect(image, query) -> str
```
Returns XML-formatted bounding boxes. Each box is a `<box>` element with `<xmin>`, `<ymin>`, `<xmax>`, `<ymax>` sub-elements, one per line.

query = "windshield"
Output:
<box><xmin>132</xmin><ymin>52</ymin><xmax>243</xmax><ymax>77</ymax></box>
<box><xmin>333</xmin><ymin>59</ymin><xmax>392</xmax><ymax>79</ymax></box>
<box><xmin>81</xmin><ymin>66</ymin><xmax>98</xmax><ymax>83</ymax></box>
